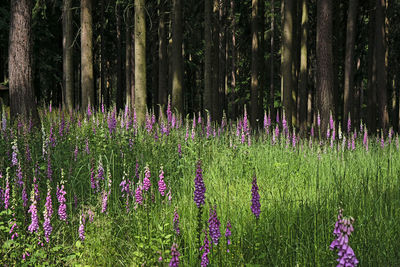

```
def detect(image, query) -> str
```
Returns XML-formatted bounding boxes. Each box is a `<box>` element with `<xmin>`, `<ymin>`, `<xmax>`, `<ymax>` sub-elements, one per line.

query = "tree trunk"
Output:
<box><xmin>100</xmin><ymin>0</ymin><xmax>107</xmax><ymax>108</ymax></box>
<box><xmin>269</xmin><ymin>0</ymin><xmax>275</xmax><ymax>120</ymax></box>
<box><xmin>130</xmin><ymin>19</ymin><xmax>135</xmax><ymax>110</ymax></box>
<box><xmin>298</xmin><ymin>0</ymin><xmax>308</xmax><ymax>135</ymax></box>
<box><xmin>219</xmin><ymin>0</ymin><xmax>227</xmax><ymax>119</ymax></box>
<box><xmin>204</xmin><ymin>0</ymin><xmax>212</xmax><ymax>116</ymax></box>
<box><xmin>250</xmin><ymin>0</ymin><xmax>259</xmax><ymax>127</ymax></box>
<box><xmin>134</xmin><ymin>0</ymin><xmax>147</xmax><ymax>122</ymax></box>
<box><xmin>158</xmin><ymin>0</ymin><xmax>168</xmax><ymax>110</ymax></box>
<box><xmin>125</xmin><ymin>7</ymin><xmax>132</xmax><ymax>107</ymax></box>
<box><xmin>81</xmin><ymin>0</ymin><xmax>94</xmax><ymax>110</ymax></box>
<box><xmin>281</xmin><ymin>0</ymin><xmax>294</xmax><ymax>127</ymax></box>
<box><xmin>367</xmin><ymin>0</ymin><xmax>377</xmax><ymax>132</ymax></box>
<box><xmin>8</xmin><ymin>0</ymin><xmax>39</xmax><ymax>124</ymax></box>
<box><xmin>375</xmin><ymin>0</ymin><xmax>388</xmax><ymax>132</ymax></box>
<box><xmin>63</xmin><ymin>0</ymin><xmax>74</xmax><ymax>111</ymax></box>
<box><xmin>172</xmin><ymin>0</ymin><xmax>184</xmax><ymax>114</ymax></box>
<box><xmin>116</xmin><ymin>1</ymin><xmax>123</xmax><ymax>111</ymax></box>
<box><xmin>343</xmin><ymin>0</ymin><xmax>358</xmax><ymax>128</ymax></box>
<box><xmin>230</xmin><ymin>0</ymin><xmax>237</xmax><ymax>119</ymax></box>
<box><xmin>316</xmin><ymin>0</ymin><xmax>334</xmax><ymax>133</ymax></box>
<box><xmin>212</xmin><ymin>0</ymin><xmax>220</xmax><ymax>120</ymax></box>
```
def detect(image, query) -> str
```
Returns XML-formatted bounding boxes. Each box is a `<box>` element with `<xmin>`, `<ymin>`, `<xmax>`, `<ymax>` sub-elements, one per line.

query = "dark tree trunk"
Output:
<box><xmin>125</xmin><ymin>7</ymin><xmax>132</xmax><ymax>107</ymax></box>
<box><xmin>367</xmin><ymin>0</ymin><xmax>377</xmax><ymax>132</ymax></box>
<box><xmin>158</xmin><ymin>0</ymin><xmax>168</xmax><ymax>109</ymax></box>
<box><xmin>63</xmin><ymin>0</ymin><xmax>74</xmax><ymax>111</ymax></box>
<box><xmin>230</xmin><ymin>0</ymin><xmax>237</xmax><ymax>120</ymax></box>
<box><xmin>100</xmin><ymin>0</ymin><xmax>107</xmax><ymax>108</ymax></box>
<box><xmin>172</xmin><ymin>0</ymin><xmax>184</xmax><ymax>113</ymax></box>
<box><xmin>212</xmin><ymin>0</ymin><xmax>220</xmax><ymax>120</ymax></box>
<box><xmin>316</xmin><ymin>0</ymin><xmax>334</xmax><ymax>133</ymax></box>
<box><xmin>116</xmin><ymin>1</ymin><xmax>124</xmax><ymax>111</ymax></box>
<box><xmin>204</xmin><ymin>0</ymin><xmax>212</xmax><ymax>116</ymax></box>
<box><xmin>343</xmin><ymin>0</ymin><xmax>358</xmax><ymax>128</ymax></box>
<box><xmin>8</xmin><ymin>0</ymin><xmax>39</xmax><ymax>124</ymax></box>
<box><xmin>250</xmin><ymin>0</ymin><xmax>259</xmax><ymax>127</ymax></box>
<box><xmin>298</xmin><ymin>0</ymin><xmax>308</xmax><ymax>135</ymax></box>
<box><xmin>219</xmin><ymin>0</ymin><xmax>227</xmax><ymax>119</ymax></box>
<box><xmin>269</xmin><ymin>0</ymin><xmax>275</xmax><ymax>120</ymax></box>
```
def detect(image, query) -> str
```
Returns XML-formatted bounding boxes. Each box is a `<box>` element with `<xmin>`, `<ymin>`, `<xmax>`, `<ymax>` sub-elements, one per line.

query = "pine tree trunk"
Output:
<box><xmin>250</xmin><ymin>0</ymin><xmax>259</xmax><ymax>127</ymax></box>
<box><xmin>134</xmin><ymin>0</ymin><xmax>147</xmax><ymax>122</ymax></box>
<box><xmin>212</xmin><ymin>0</ymin><xmax>220</xmax><ymax>120</ymax></box>
<box><xmin>204</xmin><ymin>0</ymin><xmax>212</xmax><ymax>116</ymax></box>
<box><xmin>125</xmin><ymin>7</ymin><xmax>132</xmax><ymax>107</ymax></box>
<box><xmin>172</xmin><ymin>0</ymin><xmax>184</xmax><ymax>113</ymax></box>
<box><xmin>116</xmin><ymin>1</ymin><xmax>124</xmax><ymax>111</ymax></box>
<box><xmin>219</xmin><ymin>0</ymin><xmax>227</xmax><ymax>119</ymax></box>
<box><xmin>298</xmin><ymin>0</ymin><xmax>308</xmax><ymax>135</ymax></box>
<box><xmin>9</xmin><ymin>0</ymin><xmax>39</xmax><ymax>124</ymax></box>
<box><xmin>281</xmin><ymin>0</ymin><xmax>294</xmax><ymax>127</ymax></box>
<box><xmin>375</xmin><ymin>0</ymin><xmax>388</xmax><ymax>132</ymax></box>
<box><xmin>230</xmin><ymin>0</ymin><xmax>237</xmax><ymax>119</ymax></box>
<box><xmin>158</xmin><ymin>1</ymin><xmax>168</xmax><ymax>109</ymax></box>
<box><xmin>367</xmin><ymin>0</ymin><xmax>377</xmax><ymax>132</ymax></box>
<box><xmin>100</xmin><ymin>0</ymin><xmax>107</xmax><ymax>107</ymax></box>
<box><xmin>63</xmin><ymin>0</ymin><xmax>74</xmax><ymax>111</ymax></box>
<box><xmin>316</xmin><ymin>0</ymin><xmax>334</xmax><ymax>133</ymax></box>
<box><xmin>81</xmin><ymin>0</ymin><xmax>94</xmax><ymax>110</ymax></box>
<box><xmin>269</xmin><ymin>0</ymin><xmax>275</xmax><ymax>120</ymax></box>
<box><xmin>343</xmin><ymin>0</ymin><xmax>358</xmax><ymax>127</ymax></box>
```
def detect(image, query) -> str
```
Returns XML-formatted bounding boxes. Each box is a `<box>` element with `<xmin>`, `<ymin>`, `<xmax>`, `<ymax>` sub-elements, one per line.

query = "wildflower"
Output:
<box><xmin>208</xmin><ymin>205</ymin><xmax>221</xmax><ymax>246</ymax></box>
<box><xmin>251</xmin><ymin>173</ymin><xmax>261</xmax><ymax>219</ymax></box>
<box><xmin>225</xmin><ymin>221</ymin><xmax>232</xmax><ymax>252</ymax></box>
<box><xmin>43</xmin><ymin>182</ymin><xmax>53</xmax><ymax>243</ymax></box>
<box><xmin>173</xmin><ymin>207</ymin><xmax>180</xmax><ymax>235</ymax></box>
<box><xmin>143</xmin><ymin>165</ymin><xmax>152</xmax><ymax>191</ymax></box>
<box><xmin>347</xmin><ymin>115</ymin><xmax>351</xmax><ymax>134</ymax></box>
<box><xmin>329</xmin><ymin>209</ymin><xmax>358</xmax><ymax>267</ymax></box>
<box><xmin>22</xmin><ymin>183</ymin><xmax>28</xmax><ymax>207</ymax></box>
<box><xmin>206</xmin><ymin>114</ymin><xmax>211</xmax><ymax>139</ymax></box>
<box><xmin>317</xmin><ymin>112</ymin><xmax>321</xmax><ymax>128</ymax></box>
<box><xmin>194</xmin><ymin>160</ymin><xmax>206</xmax><ymax>208</ymax></box>
<box><xmin>169</xmin><ymin>243</ymin><xmax>180</xmax><ymax>267</ymax></box>
<box><xmin>47</xmin><ymin>155</ymin><xmax>53</xmax><ymax>181</ymax></box>
<box><xmin>178</xmin><ymin>143</ymin><xmax>182</xmax><ymax>158</ymax></box>
<box><xmin>11</xmin><ymin>138</ymin><xmax>18</xmax><ymax>166</ymax></box>
<box><xmin>101</xmin><ymin>190</ymin><xmax>108</xmax><ymax>213</ymax></box>
<box><xmin>57</xmin><ymin>179</ymin><xmax>67</xmax><ymax>222</ymax></box>
<box><xmin>28</xmin><ymin>187</ymin><xmax>39</xmax><ymax>233</ymax></box>
<box><xmin>79</xmin><ymin>215</ymin><xmax>85</xmax><ymax>241</ymax></box>
<box><xmin>135</xmin><ymin>182</ymin><xmax>143</xmax><ymax>205</ymax></box>
<box><xmin>158</xmin><ymin>166</ymin><xmax>167</xmax><ymax>196</ymax></box>
<box><xmin>200</xmin><ymin>230</ymin><xmax>210</xmax><ymax>267</ymax></box>
<box><xmin>329</xmin><ymin>112</ymin><xmax>334</xmax><ymax>130</ymax></box>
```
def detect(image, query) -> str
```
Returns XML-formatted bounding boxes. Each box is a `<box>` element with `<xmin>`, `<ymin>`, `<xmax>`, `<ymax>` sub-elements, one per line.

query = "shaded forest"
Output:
<box><xmin>1</xmin><ymin>0</ymin><xmax>400</xmax><ymax>133</ymax></box>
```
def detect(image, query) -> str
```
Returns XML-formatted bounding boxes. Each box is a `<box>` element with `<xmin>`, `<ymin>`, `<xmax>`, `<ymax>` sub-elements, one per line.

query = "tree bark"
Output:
<box><xmin>63</xmin><ymin>0</ymin><xmax>74</xmax><ymax>111</ymax></box>
<box><xmin>298</xmin><ymin>0</ymin><xmax>308</xmax><ymax>135</ymax></box>
<box><xmin>250</xmin><ymin>0</ymin><xmax>259</xmax><ymax>127</ymax></box>
<box><xmin>172</xmin><ymin>0</ymin><xmax>184</xmax><ymax>113</ymax></box>
<box><xmin>212</xmin><ymin>0</ymin><xmax>220</xmax><ymax>120</ymax></box>
<box><xmin>230</xmin><ymin>0</ymin><xmax>237</xmax><ymax>119</ymax></box>
<box><xmin>125</xmin><ymin>7</ymin><xmax>132</xmax><ymax>107</ymax></box>
<box><xmin>343</xmin><ymin>0</ymin><xmax>358</xmax><ymax>128</ymax></box>
<box><xmin>8</xmin><ymin>0</ymin><xmax>39</xmax><ymax>124</ymax></box>
<box><xmin>116</xmin><ymin>1</ymin><xmax>124</xmax><ymax>111</ymax></box>
<box><xmin>81</xmin><ymin>0</ymin><xmax>94</xmax><ymax>110</ymax></box>
<box><xmin>375</xmin><ymin>0</ymin><xmax>388</xmax><ymax>132</ymax></box>
<box><xmin>269</xmin><ymin>0</ymin><xmax>275</xmax><ymax>120</ymax></box>
<box><xmin>281</xmin><ymin>0</ymin><xmax>294</xmax><ymax>127</ymax></box>
<box><xmin>219</xmin><ymin>0</ymin><xmax>227</xmax><ymax>119</ymax></box>
<box><xmin>367</xmin><ymin>0</ymin><xmax>377</xmax><ymax>132</ymax></box>
<box><xmin>158</xmin><ymin>0</ymin><xmax>168</xmax><ymax>109</ymax></box>
<box><xmin>204</xmin><ymin>0</ymin><xmax>212</xmax><ymax>116</ymax></box>
<box><xmin>134</xmin><ymin>0</ymin><xmax>147</xmax><ymax>122</ymax></box>
<box><xmin>316</xmin><ymin>0</ymin><xmax>334</xmax><ymax>133</ymax></box>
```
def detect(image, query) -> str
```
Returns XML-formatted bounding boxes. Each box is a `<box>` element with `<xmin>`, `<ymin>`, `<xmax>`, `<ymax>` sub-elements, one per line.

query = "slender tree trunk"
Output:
<box><xmin>230</xmin><ymin>0</ymin><xmax>237</xmax><ymax>119</ymax></box>
<box><xmin>250</xmin><ymin>0</ymin><xmax>259</xmax><ymax>127</ymax></box>
<box><xmin>125</xmin><ymin>7</ymin><xmax>132</xmax><ymax>106</ymax></box>
<box><xmin>158</xmin><ymin>0</ymin><xmax>168</xmax><ymax>110</ymax></box>
<box><xmin>115</xmin><ymin>1</ymin><xmax>123</xmax><ymax>111</ymax></box>
<box><xmin>367</xmin><ymin>0</ymin><xmax>377</xmax><ymax>132</ymax></box>
<box><xmin>343</xmin><ymin>0</ymin><xmax>358</xmax><ymax>127</ymax></box>
<box><xmin>212</xmin><ymin>0</ymin><xmax>220</xmax><ymax>120</ymax></box>
<box><xmin>375</xmin><ymin>0</ymin><xmax>388</xmax><ymax>132</ymax></box>
<box><xmin>130</xmin><ymin>20</ymin><xmax>135</xmax><ymax>110</ymax></box>
<box><xmin>259</xmin><ymin>0</ymin><xmax>265</xmax><ymax>121</ymax></box>
<box><xmin>9</xmin><ymin>0</ymin><xmax>39</xmax><ymax>124</ymax></box>
<box><xmin>219</xmin><ymin>0</ymin><xmax>227</xmax><ymax>119</ymax></box>
<box><xmin>134</xmin><ymin>0</ymin><xmax>147</xmax><ymax>122</ymax></box>
<box><xmin>298</xmin><ymin>0</ymin><xmax>308</xmax><ymax>135</ymax></box>
<box><xmin>269</xmin><ymin>0</ymin><xmax>275</xmax><ymax>120</ymax></box>
<box><xmin>204</xmin><ymin>0</ymin><xmax>212</xmax><ymax>116</ymax></box>
<box><xmin>100</xmin><ymin>0</ymin><xmax>107</xmax><ymax>107</ymax></box>
<box><xmin>81</xmin><ymin>0</ymin><xmax>94</xmax><ymax>110</ymax></box>
<box><xmin>316</xmin><ymin>0</ymin><xmax>334</xmax><ymax>133</ymax></box>
<box><xmin>63</xmin><ymin>0</ymin><xmax>74</xmax><ymax>111</ymax></box>
<box><xmin>172</xmin><ymin>0</ymin><xmax>184</xmax><ymax>113</ymax></box>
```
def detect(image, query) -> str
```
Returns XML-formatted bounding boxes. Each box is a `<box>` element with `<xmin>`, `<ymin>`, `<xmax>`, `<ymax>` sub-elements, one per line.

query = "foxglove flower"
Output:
<box><xmin>79</xmin><ymin>215</ymin><xmax>85</xmax><ymax>241</ymax></box>
<box><xmin>57</xmin><ymin>181</ymin><xmax>67</xmax><ymax>222</ymax></box>
<box><xmin>225</xmin><ymin>221</ymin><xmax>232</xmax><ymax>252</ymax></box>
<box><xmin>4</xmin><ymin>170</ymin><xmax>10</xmax><ymax>209</ymax></box>
<box><xmin>158</xmin><ymin>166</ymin><xmax>166</xmax><ymax>196</ymax></box>
<box><xmin>194</xmin><ymin>160</ymin><xmax>206</xmax><ymax>208</ymax></box>
<box><xmin>251</xmin><ymin>174</ymin><xmax>261</xmax><ymax>219</ymax></box>
<box><xmin>169</xmin><ymin>243</ymin><xmax>180</xmax><ymax>267</ymax></box>
<box><xmin>208</xmin><ymin>205</ymin><xmax>221</xmax><ymax>246</ymax></box>
<box><xmin>329</xmin><ymin>209</ymin><xmax>358</xmax><ymax>267</ymax></box>
<box><xmin>173</xmin><ymin>207</ymin><xmax>180</xmax><ymax>235</ymax></box>
<box><xmin>200</xmin><ymin>230</ymin><xmax>210</xmax><ymax>267</ymax></box>
<box><xmin>101</xmin><ymin>190</ymin><xmax>109</xmax><ymax>213</ymax></box>
<box><xmin>22</xmin><ymin>183</ymin><xmax>28</xmax><ymax>207</ymax></box>
<box><xmin>28</xmin><ymin>187</ymin><xmax>39</xmax><ymax>233</ymax></box>
<box><xmin>11</xmin><ymin>139</ymin><xmax>18</xmax><ymax>166</ymax></box>
<box><xmin>143</xmin><ymin>165</ymin><xmax>151</xmax><ymax>191</ymax></box>
<box><xmin>43</xmin><ymin>182</ymin><xmax>53</xmax><ymax>243</ymax></box>
<box><xmin>135</xmin><ymin>182</ymin><xmax>143</xmax><ymax>205</ymax></box>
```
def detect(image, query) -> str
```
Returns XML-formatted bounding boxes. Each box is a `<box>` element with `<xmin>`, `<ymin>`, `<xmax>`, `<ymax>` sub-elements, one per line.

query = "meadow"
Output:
<box><xmin>0</xmin><ymin>103</ymin><xmax>399</xmax><ymax>266</ymax></box>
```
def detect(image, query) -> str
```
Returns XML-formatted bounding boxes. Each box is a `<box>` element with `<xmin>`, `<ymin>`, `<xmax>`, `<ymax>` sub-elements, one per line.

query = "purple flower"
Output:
<box><xmin>108</xmin><ymin>110</ymin><xmax>117</xmax><ymax>135</ymax></box>
<box><xmin>200</xmin><ymin>230</ymin><xmax>210</xmax><ymax>267</ymax></box>
<box><xmin>178</xmin><ymin>143</ymin><xmax>182</xmax><ymax>158</ymax></box>
<box><xmin>317</xmin><ymin>112</ymin><xmax>321</xmax><ymax>128</ymax></box>
<box><xmin>101</xmin><ymin>190</ymin><xmax>108</xmax><ymax>213</ymax></box>
<box><xmin>173</xmin><ymin>207</ymin><xmax>180</xmax><ymax>235</ymax></box>
<box><xmin>28</xmin><ymin>187</ymin><xmax>39</xmax><ymax>233</ymax></box>
<box><xmin>167</xmin><ymin>96</ymin><xmax>172</xmax><ymax>124</ymax></box>
<box><xmin>135</xmin><ymin>182</ymin><xmax>143</xmax><ymax>205</ymax></box>
<box><xmin>22</xmin><ymin>183</ymin><xmax>28</xmax><ymax>207</ymax></box>
<box><xmin>169</xmin><ymin>242</ymin><xmax>180</xmax><ymax>267</ymax></box>
<box><xmin>143</xmin><ymin>165</ymin><xmax>151</xmax><ymax>191</ymax></box>
<box><xmin>194</xmin><ymin>160</ymin><xmax>206</xmax><ymax>208</ymax></box>
<box><xmin>79</xmin><ymin>215</ymin><xmax>85</xmax><ymax>241</ymax></box>
<box><xmin>11</xmin><ymin>139</ymin><xmax>18</xmax><ymax>166</ymax></box>
<box><xmin>329</xmin><ymin>113</ymin><xmax>334</xmax><ymax>130</ymax></box>
<box><xmin>347</xmin><ymin>116</ymin><xmax>351</xmax><ymax>134</ymax></box>
<box><xmin>251</xmin><ymin>174</ymin><xmax>261</xmax><ymax>219</ymax></box>
<box><xmin>57</xmin><ymin>182</ymin><xmax>67</xmax><ymax>222</ymax></box>
<box><xmin>208</xmin><ymin>205</ymin><xmax>221</xmax><ymax>246</ymax></box>
<box><xmin>206</xmin><ymin>114</ymin><xmax>211</xmax><ymax>139</ymax></box>
<box><xmin>158</xmin><ymin>167</ymin><xmax>167</xmax><ymax>196</ymax></box>
<box><xmin>225</xmin><ymin>220</ymin><xmax>232</xmax><ymax>252</ymax></box>
<box><xmin>43</xmin><ymin>182</ymin><xmax>53</xmax><ymax>243</ymax></box>
<box><xmin>329</xmin><ymin>209</ymin><xmax>358</xmax><ymax>267</ymax></box>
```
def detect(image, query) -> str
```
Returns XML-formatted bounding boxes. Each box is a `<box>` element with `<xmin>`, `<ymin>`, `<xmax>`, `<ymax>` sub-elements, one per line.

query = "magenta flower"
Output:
<box><xmin>135</xmin><ymin>182</ymin><xmax>143</xmax><ymax>205</ymax></box>
<box><xmin>143</xmin><ymin>165</ymin><xmax>152</xmax><ymax>191</ymax></box>
<box><xmin>200</xmin><ymin>230</ymin><xmax>210</xmax><ymax>267</ymax></box>
<box><xmin>173</xmin><ymin>207</ymin><xmax>180</xmax><ymax>235</ymax></box>
<box><xmin>56</xmin><ymin>182</ymin><xmax>67</xmax><ymax>222</ymax></box>
<box><xmin>208</xmin><ymin>205</ymin><xmax>221</xmax><ymax>246</ymax></box>
<box><xmin>28</xmin><ymin>187</ymin><xmax>39</xmax><ymax>233</ymax></box>
<box><xmin>169</xmin><ymin>243</ymin><xmax>180</xmax><ymax>267</ymax></box>
<box><xmin>158</xmin><ymin>166</ymin><xmax>167</xmax><ymax>196</ymax></box>
<box><xmin>194</xmin><ymin>160</ymin><xmax>206</xmax><ymax>208</ymax></box>
<box><xmin>251</xmin><ymin>174</ymin><xmax>261</xmax><ymax>219</ymax></box>
<box><xmin>43</xmin><ymin>182</ymin><xmax>53</xmax><ymax>243</ymax></box>
<box><xmin>79</xmin><ymin>215</ymin><xmax>85</xmax><ymax>241</ymax></box>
